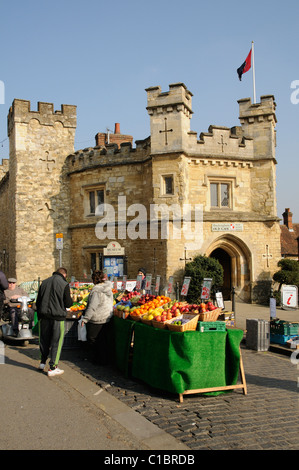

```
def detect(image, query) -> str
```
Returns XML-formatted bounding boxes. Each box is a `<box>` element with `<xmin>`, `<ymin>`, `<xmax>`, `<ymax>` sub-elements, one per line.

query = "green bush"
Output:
<box><xmin>273</xmin><ymin>259</ymin><xmax>299</xmax><ymax>289</ymax></box>
<box><xmin>184</xmin><ymin>255</ymin><xmax>223</xmax><ymax>304</ymax></box>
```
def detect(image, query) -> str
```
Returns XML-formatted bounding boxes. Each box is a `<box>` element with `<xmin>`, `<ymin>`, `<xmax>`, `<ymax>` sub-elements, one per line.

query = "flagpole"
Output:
<box><xmin>252</xmin><ymin>41</ymin><xmax>256</xmax><ymax>103</ymax></box>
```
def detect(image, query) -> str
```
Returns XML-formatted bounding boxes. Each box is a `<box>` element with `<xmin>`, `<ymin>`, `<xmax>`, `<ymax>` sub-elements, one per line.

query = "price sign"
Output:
<box><xmin>181</xmin><ymin>277</ymin><xmax>191</xmax><ymax>297</ymax></box>
<box><xmin>215</xmin><ymin>292</ymin><xmax>224</xmax><ymax>309</ymax></box>
<box><xmin>201</xmin><ymin>278</ymin><xmax>212</xmax><ymax>300</ymax></box>
<box><xmin>167</xmin><ymin>276</ymin><xmax>174</xmax><ymax>294</ymax></box>
<box><xmin>145</xmin><ymin>274</ymin><xmax>152</xmax><ymax>291</ymax></box>
<box><xmin>121</xmin><ymin>275</ymin><xmax>127</xmax><ymax>291</ymax></box>
<box><xmin>155</xmin><ymin>275</ymin><xmax>161</xmax><ymax>293</ymax></box>
<box><xmin>135</xmin><ymin>274</ymin><xmax>142</xmax><ymax>291</ymax></box>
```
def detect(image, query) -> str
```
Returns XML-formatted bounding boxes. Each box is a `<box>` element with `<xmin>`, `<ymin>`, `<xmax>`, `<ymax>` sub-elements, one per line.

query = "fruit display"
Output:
<box><xmin>70</xmin><ymin>284</ymin><xmax>92</xmax><ymax>303</ymax></box>
<box><xmin>113</xmin><ymin>294</ymin><xmax>221</xmax><ymax>329</ymax></box>
<box><xmin>120</xmin><ymin>291</ymin><xmax>142</xmax><ymax>304</ymax></box>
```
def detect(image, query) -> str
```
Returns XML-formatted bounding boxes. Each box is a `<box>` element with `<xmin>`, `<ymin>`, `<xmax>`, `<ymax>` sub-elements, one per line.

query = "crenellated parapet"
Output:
<box><xmin>7</xmin><ymin>99</ymin><xmax>76</xmax><ymax>136</ymax></box>
<box><xmin>146</xmin><ymin>83</ymin><xmax>193</xmax><ymax>154</ymax></box>
<box><xmin>64</xmin><ymin>137</ymin><xmax>151</xmax><ymax>174</ymax></box>
<box><xmin>186</xmin><ymin>124</ymin><xmax>254</xmax><ymax>159</ymax></box>
<box><xmin>238</xmin><ymin>95</ymin><xmax>276</xmax><ymax>123</ymax></box>
<box><xmin>146</xmin><ymin>83</ymin><xmax>263</xmax><ymax>160</ymax></box>
<box><xmin>238</xmin><ymin>95</ymin><xmax>277</xmax><ymax>160</ymax></box>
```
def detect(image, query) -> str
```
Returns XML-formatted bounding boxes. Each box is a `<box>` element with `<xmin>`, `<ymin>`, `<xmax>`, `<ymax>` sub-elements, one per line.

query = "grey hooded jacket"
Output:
<box><xmin>82</xmin><ymin>280</ymin><xmax>113</xmax><ymax>324</ymax></box>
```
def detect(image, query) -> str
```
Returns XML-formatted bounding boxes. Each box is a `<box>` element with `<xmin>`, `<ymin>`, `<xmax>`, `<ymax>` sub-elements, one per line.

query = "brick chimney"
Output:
<box><xmin>95</xmin><ymin>123</ymin><xmax>133</xmax><ymax>149</ymax></box>
<box><xmin>282</xmin><ymin>208</ymin><xmax>293</xmax><ymax>231</ymax></box>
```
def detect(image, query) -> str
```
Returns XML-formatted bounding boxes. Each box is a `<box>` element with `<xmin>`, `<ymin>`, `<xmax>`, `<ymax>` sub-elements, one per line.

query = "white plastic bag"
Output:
<box><xmin>78</xmin><ymin>319</ymin><xmax>87</xmax><ymax>341</ymax></box>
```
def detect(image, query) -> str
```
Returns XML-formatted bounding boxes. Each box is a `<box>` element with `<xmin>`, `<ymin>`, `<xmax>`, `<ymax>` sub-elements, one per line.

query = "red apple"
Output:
<box><xmin>155</xmin><ymin>315</ymin><xmax>161</xmax><ymax>322</ymax></box>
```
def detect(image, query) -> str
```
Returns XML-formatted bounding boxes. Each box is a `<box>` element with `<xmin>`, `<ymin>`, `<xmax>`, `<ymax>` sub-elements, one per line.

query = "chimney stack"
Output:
<box><xmin>283</xmin><ymin>208</ymin><xmax>293</xmax><ymax>231</ymax></box>
<box><xmin>95</xmin><ymin>122</ymin><xmax>133</xmax><ymax>149</ymax></box>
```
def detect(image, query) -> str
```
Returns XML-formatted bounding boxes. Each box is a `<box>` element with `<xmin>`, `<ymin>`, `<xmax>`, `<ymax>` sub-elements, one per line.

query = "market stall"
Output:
<box><xmin>112</xmin><ymin>316</ymin><xmax>246</xmax><ymax>402</ymax></box>
<box><xmin>65</xmin><ymin>286</ymin><xmax>247</xmax><ymax>401</ymax></box>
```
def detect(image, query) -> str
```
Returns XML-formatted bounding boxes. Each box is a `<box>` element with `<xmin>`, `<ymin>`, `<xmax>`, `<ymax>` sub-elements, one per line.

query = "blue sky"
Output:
<box><xmin>0</xmin><ymin>0</ymin><xmax>298</xmax><ymax>221</ymax></box>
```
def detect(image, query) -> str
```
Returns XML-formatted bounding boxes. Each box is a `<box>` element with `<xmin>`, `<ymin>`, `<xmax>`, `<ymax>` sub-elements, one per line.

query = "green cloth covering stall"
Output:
<box><xmin>113</xmin><ymin>316</ymin><xmax>244</xmax><ymax>396</ymax></box>
<box><xmin>112</xmin><ymin>316</ymin><xmax>135</xmax><ymax>376</ymax></box>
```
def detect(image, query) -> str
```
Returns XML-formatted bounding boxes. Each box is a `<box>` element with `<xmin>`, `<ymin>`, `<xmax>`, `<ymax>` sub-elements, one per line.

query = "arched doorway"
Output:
<box><xmin>210</xmin><ymin>248</ymin><xmax>231</xmax><ymax>300</ymax></box>
<box><xmin>206</xmin><ymin>235</ymin><xmax>252</xmax><ymax>302</ymax></box>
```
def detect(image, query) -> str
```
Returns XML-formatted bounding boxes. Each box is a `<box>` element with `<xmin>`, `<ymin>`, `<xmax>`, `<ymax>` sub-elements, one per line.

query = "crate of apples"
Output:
<box><xmin>154</xmin><ymin>302</ymin><xmax>185</xmax><ymax>323</ymax></box>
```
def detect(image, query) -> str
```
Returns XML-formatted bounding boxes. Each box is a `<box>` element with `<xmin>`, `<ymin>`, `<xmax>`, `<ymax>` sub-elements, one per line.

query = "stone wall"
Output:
<box><xmin>4</xmin><ymin>99</ymin><xmax>76</xmax><ymax>282</ymax></box>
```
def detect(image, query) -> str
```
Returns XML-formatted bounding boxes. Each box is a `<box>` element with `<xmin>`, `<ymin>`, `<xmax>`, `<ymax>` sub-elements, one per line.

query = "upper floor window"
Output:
<box><xmin>210</xmin><ymin>182</ymin><xmax>231</xmax><ymax>208</ymax></box>
<box><xmin>162</xmin><ymin>175</ymin><xmax>174</xmax><ymax>195</ymax></box>
<box><xmin>89</xmin><ymin>189</ymin><xmax>104</xmax><ymax>214</ymax></box>
<box><xmin>83</xmin><ymin>184</ymin><xmax>105</xmax><ymax>216</ymax></box>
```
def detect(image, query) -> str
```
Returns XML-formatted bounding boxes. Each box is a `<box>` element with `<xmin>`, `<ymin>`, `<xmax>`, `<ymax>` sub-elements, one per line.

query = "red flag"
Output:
<box><xmin>237</xmin><ymin>49</ymin><xmax>252</xmax><ymax>81</ymax></box>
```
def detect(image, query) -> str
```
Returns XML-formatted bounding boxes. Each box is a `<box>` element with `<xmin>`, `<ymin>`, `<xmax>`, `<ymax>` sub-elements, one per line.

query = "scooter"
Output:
<box><xmin>0</xmin><ymin>296</ymin><xmax>36</xmax><ymax>346</ymax></box>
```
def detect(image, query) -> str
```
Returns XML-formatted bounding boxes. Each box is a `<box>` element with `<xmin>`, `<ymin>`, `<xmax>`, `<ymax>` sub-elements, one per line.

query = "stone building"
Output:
<box><xmin>0</xmin><ymin>82</ymin><xmax>281</xmax><ymax>302</ymax></box>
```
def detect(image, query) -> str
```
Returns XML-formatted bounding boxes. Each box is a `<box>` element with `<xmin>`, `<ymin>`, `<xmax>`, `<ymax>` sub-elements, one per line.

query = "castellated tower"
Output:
<box><xmin>238</xmin><ymin>95</ymin><xmax>277</xmax><ymax>160</ymax></box>
<box><xmin>238</xmin><ymin>95</ymin><xmax>277</xmax><ymax>218</ymax></box>
<box><xmin>146</xmin><ymin>83</ymin><xmax>193</xmax><ymax>154</ymax></box>
<box><xmin>7</xmin><ymin>100</ymin><xmax>76</xmax><ymax>281</ymax></box>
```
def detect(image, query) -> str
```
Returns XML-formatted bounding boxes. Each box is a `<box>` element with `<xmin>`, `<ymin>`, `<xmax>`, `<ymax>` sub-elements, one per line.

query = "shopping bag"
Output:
<box><xmin>78</xmin><ymin>319</ymin><xmax>87</xmax><ymax>341</ymax></box>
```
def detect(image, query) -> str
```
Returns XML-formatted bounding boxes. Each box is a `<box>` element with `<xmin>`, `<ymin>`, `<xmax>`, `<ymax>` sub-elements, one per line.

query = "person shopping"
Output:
<box><xmin>81</xmin><ymin>270</ymin><xmax>113</xmax><ymax>364</ymax></box>
<box><xmin>36</xmin><ymin>267</ymin><xmax>73</xmax><ymax>376</ymax></box>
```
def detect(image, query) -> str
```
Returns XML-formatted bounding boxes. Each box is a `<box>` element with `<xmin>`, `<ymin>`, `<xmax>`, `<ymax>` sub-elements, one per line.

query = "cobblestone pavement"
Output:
<box><xmin>60</xmin><ymin>343</ymin><xmax>299</xmax><ymax>451</ymax></box>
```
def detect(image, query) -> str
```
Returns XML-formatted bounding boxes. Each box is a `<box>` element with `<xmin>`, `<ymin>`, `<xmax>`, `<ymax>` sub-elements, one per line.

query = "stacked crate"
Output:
<box><xmin>270</xmin><ymin>320</ymin><xmax>299</xmax><ymax>345</ymax></box>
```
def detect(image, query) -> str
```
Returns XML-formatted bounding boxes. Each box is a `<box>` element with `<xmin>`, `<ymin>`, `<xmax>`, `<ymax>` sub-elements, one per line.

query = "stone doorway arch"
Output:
<box><xmin>206</xmin><ymin>235</ymin><xmax>252</xmax><ymax>302</ymax></box>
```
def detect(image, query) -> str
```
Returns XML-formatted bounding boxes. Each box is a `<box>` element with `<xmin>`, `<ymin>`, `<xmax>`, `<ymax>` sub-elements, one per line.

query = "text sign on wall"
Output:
<box><xmin>212</xmin><ymin>223</ymin><xmax>243</xmax><ymax>232</ymax></box>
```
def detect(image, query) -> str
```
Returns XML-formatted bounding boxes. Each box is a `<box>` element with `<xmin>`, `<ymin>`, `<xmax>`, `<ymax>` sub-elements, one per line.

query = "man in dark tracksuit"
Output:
<box><xmin>36</xmin><ymin>267</ymin><xmax>73</xmax><ymax>377</ymax></box>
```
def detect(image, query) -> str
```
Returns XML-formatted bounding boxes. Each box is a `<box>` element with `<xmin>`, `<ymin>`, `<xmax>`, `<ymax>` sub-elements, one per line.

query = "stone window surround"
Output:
<box><xmin>160</xmin><ymin>173</ymin><xmax>175</xmax><ymax>196</ymax></box>
<box><xmin>81</xmin><ymin>182</ymin><xmax>106</xmax><ymax>217</ymax></box>
<box><xmin>204</xmin><ymin>175</ymin><xmax>239</xmax><ymax>210</ymax></box>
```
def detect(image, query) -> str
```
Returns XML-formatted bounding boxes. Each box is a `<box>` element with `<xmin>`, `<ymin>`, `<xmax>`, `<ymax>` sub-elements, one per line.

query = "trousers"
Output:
<box><xmin>86</xmin><ymin>322</ymin><xmax>111</xmax><ymax>364</ymax></box>
<box><xmin>39</xmin><ymin>318</ymin><xmax>65</xmax><ymax>368</ymax></box>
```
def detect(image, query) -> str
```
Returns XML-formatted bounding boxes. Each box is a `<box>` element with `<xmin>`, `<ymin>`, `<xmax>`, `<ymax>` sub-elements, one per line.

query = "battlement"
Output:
<box><xmin>8</xmin><ymin>99</ymin><xmax>77</xmax><ymax>136</ymax></box>
<box><xmin>146</xmin><ymin>82</ymin><xmax>193</xmax><ymax>116</ymax></box>
<box><xmin>238</xmin><ymin>95</ymin><xmax>277</xmax><ymax>123</ymax></box>
<box><xmin>65</xmin><ymin>137</ymin><xmax>151</xmax><ymax>174</ymax></box>
<box><xmin>187</xmin><ymin>124</ymin><xmax>254</xmax><ymax>159</ymax></box>
<box><xmin>237</xmin><ymin>95</ymin><xmax>277</xmax><ymax>160</ymax></box>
